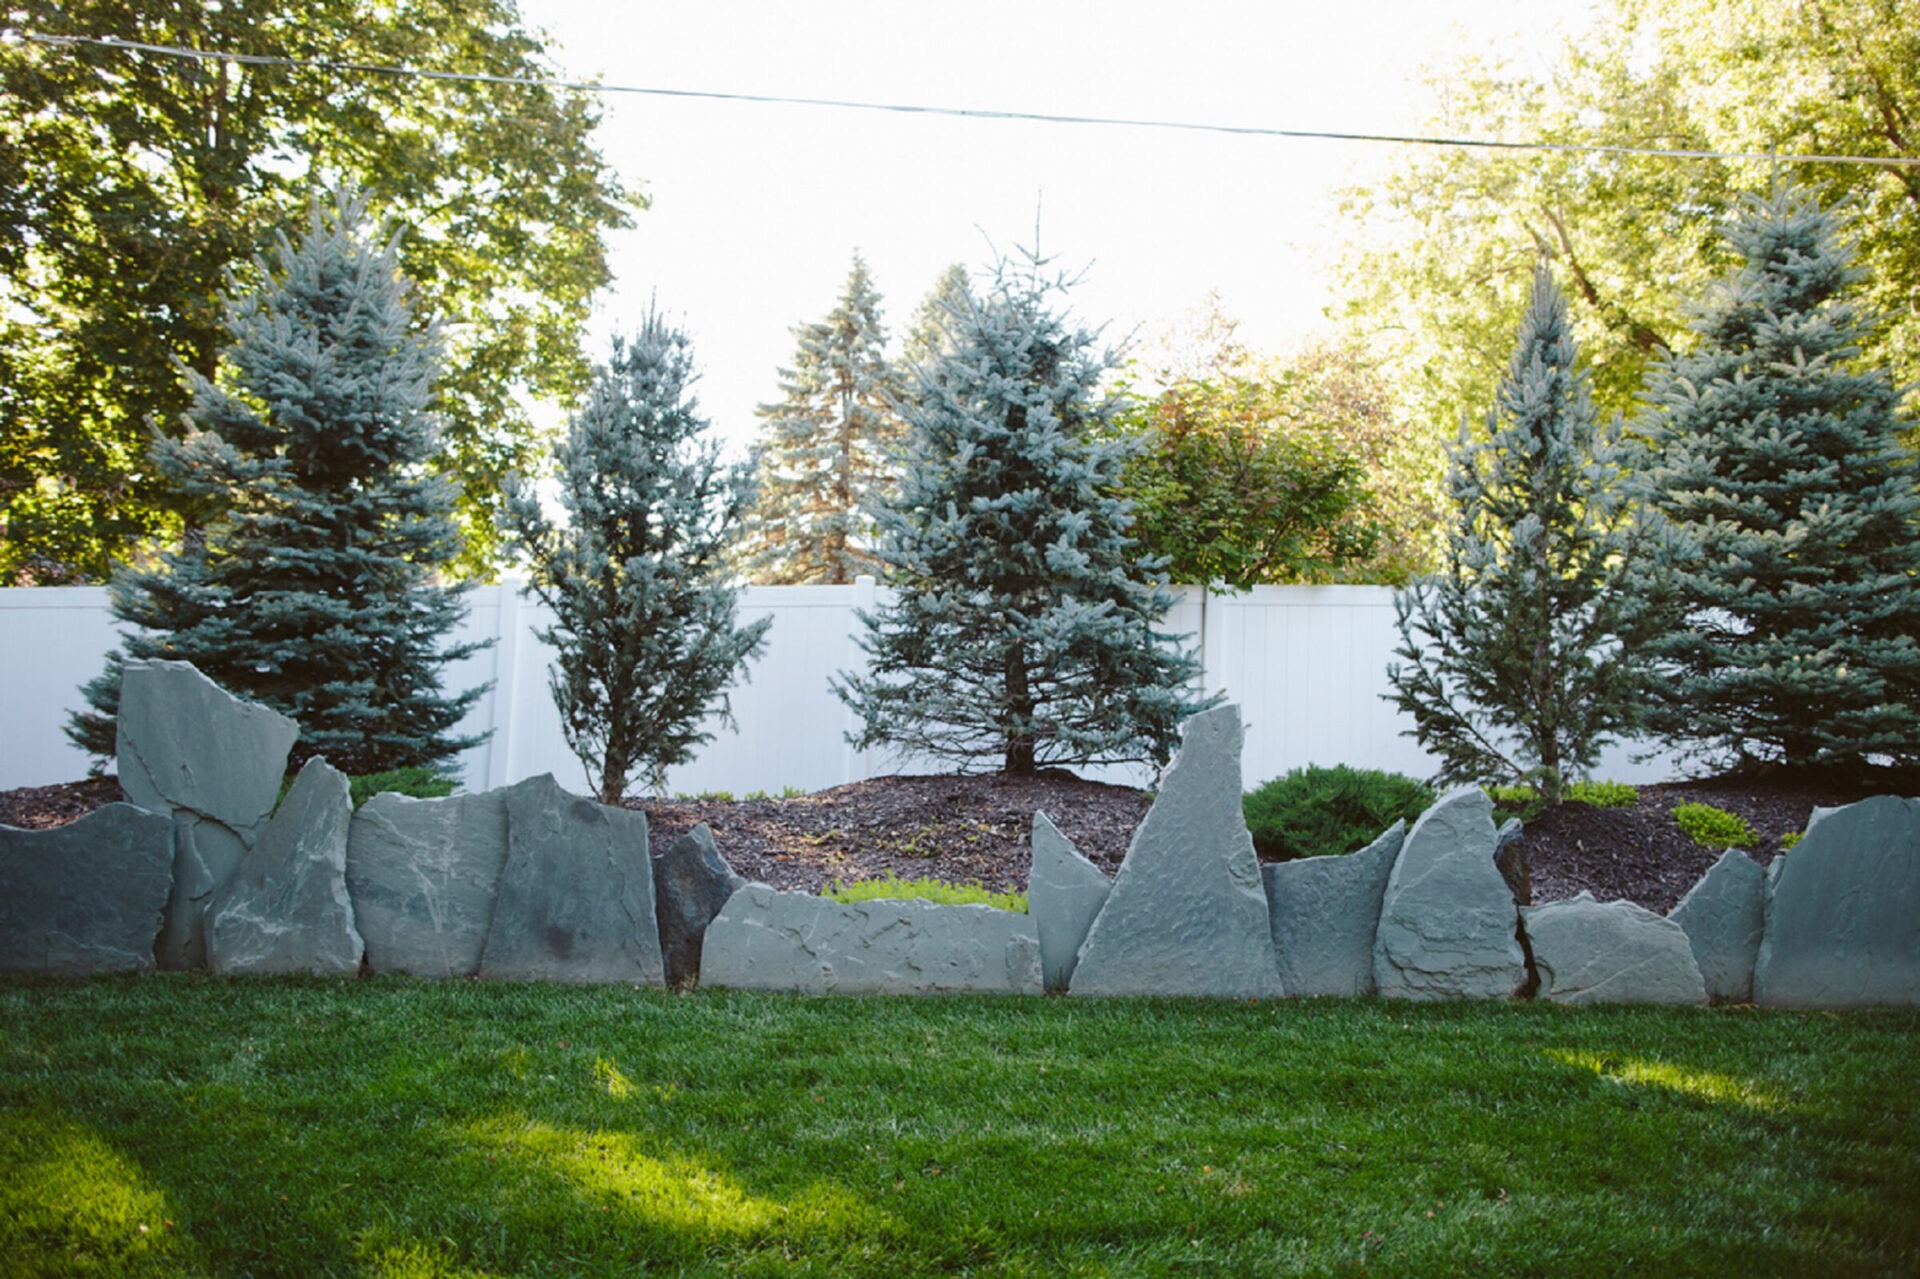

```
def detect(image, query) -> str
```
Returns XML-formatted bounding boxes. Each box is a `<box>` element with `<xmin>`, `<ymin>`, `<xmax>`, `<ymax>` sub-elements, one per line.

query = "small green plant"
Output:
<box><xmin>1568</xmin><ymin>780</ymin><xmax>1638</xmax><ymax>808</ymax></box>
<box><xmin>674</xmin><ymin>790</ymin><xmax>735</xmax><ymax>803</ymax></box>
<box><xmin>348</xmin><ymin>766</ymin><xmax>457</xmax><ymax>810</ymax></box>
<box><xmin>823</xmin><ymin>873</ymin><xmax>1026</xmax><ymax>912</ymax></box>
<box><xmin>1781</xmin><ymin>831</ymin><xmax>1804</xmax><ymax>850</ymax></box>
<box><xmin>1674</xmin><ymin>802</ymin><xmax>1758</xmax><ymax>850</ymax></box>
<box><xmin>1488</xmin><ymin>783</ymin><xmax>1544</xmax><ymax>819</ymax></box>
<box><xmin>780</xmin><ymin>785</ymin><xmax>807</xmax><ymax>799</ymax></box>
<box><xmin>1243</xmin><ymin>765</ymin><xmax>1435</xmax><ymax>861</ymax></box>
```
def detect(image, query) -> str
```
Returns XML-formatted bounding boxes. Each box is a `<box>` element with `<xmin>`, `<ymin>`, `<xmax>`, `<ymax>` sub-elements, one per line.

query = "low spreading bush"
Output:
<box><xmin>823</xmin><ymin>873</ymin><xmax>1026</xmax><ymax>912</ymax></box>
<box><xmin>1674</xmin><ymin>802</ymin><xmax>1758</xmax><ymax>849</ymax></box>
<box><xmin>1570</xmin><ymin>779</ymin><xmax>1638</xmax><ymax>808</ymax></box>
<box><xmin>1243</xmin><ymin>765</ymin><xmax>1435</xmax><ymax>861</ymax></box>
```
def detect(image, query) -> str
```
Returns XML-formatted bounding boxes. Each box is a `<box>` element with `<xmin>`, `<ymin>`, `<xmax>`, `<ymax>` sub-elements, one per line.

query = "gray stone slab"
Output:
<box><xmin>0</xmin><ymin>805</ymin><xmax>174</xmax><ymax>974</ymax></box>
<box><xmin>1263</xmin><ymin>821</ymin><xmax>1404</xmax><ymax>997</ymax></box>
<box><xmin>652</xmin><ymin>823</ymin><xmax>745</xmax><ymax>987</ymax></box>
<box><xmin>1754</xmin><ymin>795</ymin><xmax>1920</xmax><ymax>1009</ymax></box>
<box><xmin>1523</xmin><ymin>892</ymin><xmax>1707</xmax><ymax>1005</ymax></box>
<box><xmin>478</xmin><ymin>775</ymin><xmax>664</xmax><ymax>985</ymax></box>
<box><xmin>1668</xmin><ymin>849</ymin><xmax>1766</xmax><ymax>1003</ymax></box>
<box><xmin>345</xmin><ymin>778</ymin><xmax>529</xmax><ymax>978</ymax></box>
<box><xmin>700</xmin><ymin>884</ymin><xmax>1043</xmax><ymax>995</ymax></box>
<box><xmin>1028</xmin><ymin>812</ymin><xmax>1112</xmax><ymax>993</ymax></box>
<box><xmin>117</xmin><ymin>660</ymin><xmax>299</xmax><ymax>970</ymax></box>
<box><xmin>1373</xmin><ymin>788</ymin><xmax>1529</xmax><ymax>1000</ymax></box>
<box><xmin>207</xmin><ymin>758</ymin><xmax>362</xmax><ymax>976</ymax></box>
<box><xmin>1068</xmin><ymin>705</ymin><xmax>1284</xmax><ymax>998</ymax></box>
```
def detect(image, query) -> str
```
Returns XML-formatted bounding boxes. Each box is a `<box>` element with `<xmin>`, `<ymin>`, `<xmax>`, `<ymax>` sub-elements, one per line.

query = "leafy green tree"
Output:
<box><xmin>1637</xmin><ymin>185</ymin><xmax>1920</xmax><ymax>771</ymax></box>
<box><xmin>67</xmin><ymin>191</ymin><xmax>488</xmax><ymax>774</ymax></box>
<box><xmin>835</xmin><ymin>253</ymin><xmax>1214</xmax><ymax>776</ymax></box>
<box><xmin>504</xmin><ymin>310</ymin><xmax>771</xmax><ymax>803</ymax></box>
<box><xmin>0</xmin><ymin>0</ymin><xmax>635</xmax><ymax>583</ymax></box>
<box><xmin>736</xmin><ymin>256</ymin><xmax>906</xmax><ymax>584</ymax></box>
<box><xmin>1387</xmin><ymin>265</ymin><xmax>1662</xmax><ymax>802</ymax></box>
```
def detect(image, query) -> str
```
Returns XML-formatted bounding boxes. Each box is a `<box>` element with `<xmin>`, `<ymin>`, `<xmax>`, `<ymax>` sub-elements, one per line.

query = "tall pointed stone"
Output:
<box><xmin>1067</xmin><ymin>705</ymin><xmax>1283</xmax><ymax>998</ymax></box>
<box><xmin>652</xmin><ymin>824</ymin><xmax>745</xmax><ymax>987</ymax></box>
<box><xmin>478</xmin><ymin>775</ymin><xmax>664</xmax><ymax>985</ymax></box>
<box><xmin>207</xmin><ymin>758</ymin><xmax>362</xmax><ymax>976</ymax></box>
<box><xmin>1523</xmin><ymin>892</ymin><xmax>1706</xmax><ymax>1005</ymax></box>
<box><xmin>1028</xmin><ymin>812</ymin><xmax>1111</xmax><ymax>993</ymax></box>
<box><xmin>1264</xmin><ymin>821</ymin><xmax>1404</xmax><ymax>997</ymax></box>
<box><xmin>116</xmin><ymin>659</ymin><xmax>299</xmax><ymax>970</ymax></box>
<box><xmin>0</xmin><ymin>805</ymin><xmax>174</xmax><ymax>974</ymax></box>
<box><xmin>1373</xmin><ymin>788</ymin><xmax>1528</xmax><ymax>1000</ymax></box>
<box><xmin>1668</xmin><ymin>849</ymin><xmax>1766</xmax><ymax>1003</ymax></box>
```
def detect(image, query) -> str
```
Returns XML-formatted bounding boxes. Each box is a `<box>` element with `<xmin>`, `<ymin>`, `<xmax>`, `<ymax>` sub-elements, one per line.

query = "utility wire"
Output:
<box><xmin>17</xmin><ymin>29</ymin><xmax>1920</xmax><ymax>171</ymax></box>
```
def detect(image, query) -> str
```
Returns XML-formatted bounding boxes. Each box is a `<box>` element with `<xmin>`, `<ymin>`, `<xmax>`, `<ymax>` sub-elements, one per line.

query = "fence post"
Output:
<box><xmin>842</xmin><ymin>574</ymin><xmax>877</xmax><ymax>784</ymax></box>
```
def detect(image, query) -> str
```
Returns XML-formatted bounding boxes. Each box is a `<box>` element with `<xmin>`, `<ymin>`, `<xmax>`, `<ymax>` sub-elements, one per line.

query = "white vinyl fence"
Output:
<box><xmin>0</xmin><ymin>581</ymin><xmax>1677</xmax><ymax>795</ymax></box>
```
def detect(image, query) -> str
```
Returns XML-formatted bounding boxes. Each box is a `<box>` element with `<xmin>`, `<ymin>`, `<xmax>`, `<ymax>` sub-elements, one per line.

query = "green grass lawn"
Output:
<box><xmin>2</xmin><ymin>979</ymin><xmax>1916</xmax><ymax>1277</ymax></box>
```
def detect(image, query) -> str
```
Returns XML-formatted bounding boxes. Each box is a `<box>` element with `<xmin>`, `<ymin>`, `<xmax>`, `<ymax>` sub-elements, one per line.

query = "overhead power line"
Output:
<box><xmin>17</xmin><ymin>29</ymin><xmax>1920</xmax><ymax>171</ymax></box>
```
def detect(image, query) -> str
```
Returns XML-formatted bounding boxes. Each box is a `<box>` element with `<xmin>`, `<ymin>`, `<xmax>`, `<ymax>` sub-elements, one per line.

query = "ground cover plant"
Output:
<box><xmin>1</xmin><ymin>978</ymin><xmax>1916</xmax><ymax>1276</ymax></box>
<box><xmin>823</xmin><ymin>873</ymin><xmax>1027</xmax><ymax>912</ymax></box>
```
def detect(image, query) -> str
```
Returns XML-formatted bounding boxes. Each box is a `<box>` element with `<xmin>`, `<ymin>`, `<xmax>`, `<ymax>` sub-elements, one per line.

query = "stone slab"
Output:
<box><xmin>1263</xmin><ymin>821</ymin><xmax>1404</xmax><ymax>997</ymax></box>
<box><xmin>345</xmin><ymin>778</ymin><xmax>528</xmax><ymax>978</ymax></box>
<box><xmin>1754</xmin><ymin>795</ymin><xmax>1920</xmax><ymax>1009</ymax></box>
<box><xmin>1523</xmin><ymin>891</ymin><xmax>1707</xmax><ymax>1005</ymax></box>
<box><xmin>1068</xmin><ymin>704</ymin><xmax>1284</xmax><ymax>998</ymax></box>
<box><xmin>207</xmin><ymin>758</ymin><xmax>362</xmax><ymax>976</ymax></box>
<box><xmin>478</xmin><ymin>775</ymin><xmax>664</xmax><ymax>985</ymax></box>
<box><xmin>1668</xmin><ymin>849</ymin><xmax>1766</xmax><ymax>1003</ymax></box>
<box><xmin>700</xmin><ymin>884</ymin><xmax>1042</xmax><ymax>995</ymax></box>
<box><xmin>1028</xmin><ymin>812</ymin><xmax>1111</xmax><ymax>993</ymax></box>
<box><xmin>0</xmin><ymin>805</ymin><xmax>174</xmax><ymax>974</ymax></box>
<box><xmin>652</xmin><ymin>823</ymin><xmax>745</xmax><ymax>987</ymax></box>
<box><xmin>1373</xmin><ymin>788</ymin><xmax>1529</xmax><ymax>1000</ymax></box>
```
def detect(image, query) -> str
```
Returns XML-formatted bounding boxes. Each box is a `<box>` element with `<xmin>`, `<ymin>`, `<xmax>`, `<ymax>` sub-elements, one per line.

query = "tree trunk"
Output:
<box><xmin>1004</xmin><ymin>641</ymin><xmax>1035</xmax><ymax>776</ymax></box>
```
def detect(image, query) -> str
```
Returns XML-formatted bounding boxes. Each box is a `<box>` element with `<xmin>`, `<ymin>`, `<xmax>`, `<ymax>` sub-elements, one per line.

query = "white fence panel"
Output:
<box><xmin>0</xmin><ymin>587</ymin><xmax>121</xmax><ymax>789</ymax></box>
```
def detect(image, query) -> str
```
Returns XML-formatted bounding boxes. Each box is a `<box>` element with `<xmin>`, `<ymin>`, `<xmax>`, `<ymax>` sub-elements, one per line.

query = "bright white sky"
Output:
<box><xmin>518</xmin><ymin>0</ymin><xmax>1595</xmax><ymax>455</ymax></box>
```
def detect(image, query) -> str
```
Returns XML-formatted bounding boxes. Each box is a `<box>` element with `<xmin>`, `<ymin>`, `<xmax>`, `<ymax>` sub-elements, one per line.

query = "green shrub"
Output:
<box><xmin>1781</xmin><ymin>831</ymin><xmax>1803</xmax><ymax>850</ymax></box>
<box><xmin>1568</xmin><ymin>780</ymin><xmax>1638</xmax><ymax>808</ymax></box>
<box><xmin>1674</xmin><ymin>802</ymin><xmax>1758</xmax><ymax>849</ymax></box>
<box><xmin>1487</xmin><ymin>784</ymin><xmax>1544</xmax><ymax>820</ymax></box>
<box><xmin>348</xmin><ymin>766</ymin><xmax>458</xmax><ymax>809</ymax></box>
<box><xmin>1243</xmin><ymin>765</ymin><xmax>1436</xmax><ymax>862</ymax></box>
<box><xmin>823</xmin><ymin>873</ymin><xmax>1026</xmax><ymax>912</ymax></box>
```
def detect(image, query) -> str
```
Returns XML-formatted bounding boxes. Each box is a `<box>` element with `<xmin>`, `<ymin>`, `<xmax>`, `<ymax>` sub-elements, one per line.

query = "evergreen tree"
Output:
<box><xmin>1637</xmin><ymin>184</ymin><xmax>1920</xmax><ymax>771</ymax></box>
<box><xmin>902</xmin><ymin>263</ymin><xmax>975</xmax><ymax>371</ymax></box>
<box><xmin>736</xmin><ymin>256</ymin><xmax>906</xmax><ymax>584</ymax></box>
<box><xmin>1387</xmin><ymin>264</ymin><xmax>1661</xmax><ymax>801</ymax></box>
<box><xmin>503</xmin><ymin>309</ymin><xmax>771</xmax><ymax>803</ymax></box>
<box><xmin>835</xmin><ymin>253</ymin><xmax>1214</xmax><ymax>776</ymax></box>
<box><xmin>67</xmin><ymin>191</ymin><xmax>487</xmax><ymax>774</ymax></box>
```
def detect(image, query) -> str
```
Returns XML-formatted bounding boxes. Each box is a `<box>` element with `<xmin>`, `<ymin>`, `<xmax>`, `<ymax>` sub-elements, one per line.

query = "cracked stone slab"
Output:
<box><xmin>1373</xmin><ymin>788</ymin><xmax>1529</xmax><ymax>1000</ymax></box>
<box><xmin>1068</xmin><ymin>704</ymin><xmax>1284</xmax><ymax>998</ymax></box>
<box><xmin>1028</xmin><ymin>812</ymin><xmax>1111</xmax><ymax>993</ymax></box>
<box><xmin>1523</xmin><ymin>891</ymin><xmax>1706</xmax><ymax>1005</ymax></box>
<box><xmin>1668</xmin><ymin>849</ymin><xmax>1766</xmax><ymax>1003</ymax></box>
<box><xmin>699</xmin><ymin>884</ymin><xmax>1042</xmax><ymax>995</ymax></box>
<box><xmin>478</xmin><ymin>775</ymin><xmax>664</xmax><ymax>985</ymax></box>
<box><xmin>1754</xmin><ymin>795</ymin><xmax>1920</xmax><ymax>1009</ymax></box>
<box><xmin>207</xmin><ymin>758</ymin><xmax>362</xmax><ymax>976</ymax></box>
<box><xmin>1263</xmin><ymin>821</ymin><xmax>1403</xmax><ymax>997</ymax></box>
<box><xmin>653</xmin><ymin>823</ymin><xmax>745</xmax><ymax>987</ymax></box>
<box><xmin>0</xmin><ymin>805</ymin><xmax>174</xmax><ymax>974</ymax></box>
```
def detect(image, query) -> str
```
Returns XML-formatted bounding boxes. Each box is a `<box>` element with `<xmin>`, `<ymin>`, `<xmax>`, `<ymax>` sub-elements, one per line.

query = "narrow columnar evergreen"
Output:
<box><xmin>1637</xmin><ymin>185</ymin><xmax>1920</xmax><ymax>770</ymax></box>
<box><xmin>736</xmin><ymin>256</ymin><xmax>906</xmax><ymax>584</ymax></box>
<box><xmin>835</xmin><ymin>253</ymin><xmax>1214</xmax><ymax>776</ymax></box>
<box><xmin>1387</xmin><ymin>264</ymin><xmax>1661</xmax><ymax>801</ymax></box>
<box><xmin>66</xmin><ymin>191</ymin><xmax>486</xmax><ymax>775</ymax></box>
<box><xmin>503</xmin><ymin>310</ymin><xmax>770</xmax><ymax>803</ymax></box>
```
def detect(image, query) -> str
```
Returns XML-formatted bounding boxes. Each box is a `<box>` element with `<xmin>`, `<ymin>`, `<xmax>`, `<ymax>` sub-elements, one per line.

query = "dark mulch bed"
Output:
<box><xmin>6</xmin><ymin>767</ymin><xmax>1911</xmax><ymax>913</ymax></box>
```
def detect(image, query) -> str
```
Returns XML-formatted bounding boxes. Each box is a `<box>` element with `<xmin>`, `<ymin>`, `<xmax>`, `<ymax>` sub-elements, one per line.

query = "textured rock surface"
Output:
<box><xmin>653</xmin><ymin>823</ymin><xmax>746</xmax><ymax>987</ymax></box>
<box><xmin>1373</xmin><ymin>788</ymin><xmax>1529</xmax><ymax>1000</ymax></box>
<box><xmin>346</xmin><ymin>779</ymin><xmax>525</xmax><ymax>977</ymax></box>
<box><xmin>1524</xmin><ymin>892</ymin><xmax>1707</xmax><ymax>1005</ymax></box>
<box><xmin>1263</xmin><ymin>821</ymin><xmax>1403</xmax><ymax>997</ymax></box>
<box><xmin>117</xmin><ymin>659</ymin><xmax>299</xmax><ymax>969</ymax></box>
<box><xmin>700</xmin><ymin>884</ymin><xmax>1042</xmax><ymax>995</ymax></box>
<box><xmin>478</xmin><ymin>776</ymin><xmax>663</xmax><ymax>985</ymax></box>
<box><xmin>1028</xmin><ymin>812</ymin><xmax>1112</xmax><ymax>993</ymax></box>
<box><xmin>1754</xmin><ymin>795</ymin><xmax>1920</xmax><ymax>1009</ymax></box>
<box><xmin>1668</xmin><ymin>849</ymin><xmax>1766</xmax><ymax>1003</ymax></box>
<box><xmin>0</xmin><ymin>805</ymin><xmax>174</xmax><ymax>973</ymax></box>
<box><xmin>206</xmin><ymin>758</ymin><xmax>362</xmax><ymax>976</ymax></box>
<box><xmin>1068</xmin><ymin>705</ymin><xmax>1283</xmax><ymax>998</ymax></box>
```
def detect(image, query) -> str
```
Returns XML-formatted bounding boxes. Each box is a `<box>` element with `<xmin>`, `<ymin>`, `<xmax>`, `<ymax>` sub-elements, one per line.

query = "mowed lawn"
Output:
<box><xmin>2</xmin><ymin>978</ymin><xmax>1916</xmax><ymax>1277</ymax></box>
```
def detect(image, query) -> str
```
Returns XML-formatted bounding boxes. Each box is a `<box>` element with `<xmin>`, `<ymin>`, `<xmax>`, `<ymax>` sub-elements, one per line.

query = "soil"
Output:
<box><xmin>4</xmin><ymin>767</ymin><xmax>1908</xmax><ymax>913</ymax></box>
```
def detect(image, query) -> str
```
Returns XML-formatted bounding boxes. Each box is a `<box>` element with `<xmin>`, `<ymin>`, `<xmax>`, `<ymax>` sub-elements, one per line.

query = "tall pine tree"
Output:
<box><xmin>736</xmin><ymin>256</ymin><xmax>905</xmax><ymax>584</ymax></box>
<box><xmin>67</xmin><ymin>190</ymin><xmax>486</xmax><ymax>774</ymax></box>
<box><xmin>835</xmin><ymin>253</ymin><xmax>1213</xmax><ymax>776</ymax></box>
<box><xmin>1387</xmin><ymin>264</ymin><xmax>1661</xmax><ymax>800</ymax></box>
<box><xmin>503</xmin><ymin>309</ymin><xmax>771</xmax><ymax>803</ymax></box>
<box><xmin>1637</xmin><ymin>184</ymin><xmax>1920</xmax><ymax>771</ymax></box>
